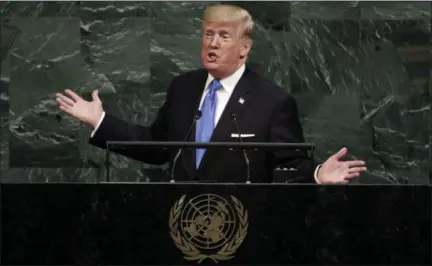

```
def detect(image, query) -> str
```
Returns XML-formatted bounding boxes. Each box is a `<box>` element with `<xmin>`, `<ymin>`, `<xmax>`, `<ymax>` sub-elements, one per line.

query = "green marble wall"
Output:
<box><xmin>0</xmin><ymin>1</ymin><xmax>431</xmax><ymax>184</ymax></box>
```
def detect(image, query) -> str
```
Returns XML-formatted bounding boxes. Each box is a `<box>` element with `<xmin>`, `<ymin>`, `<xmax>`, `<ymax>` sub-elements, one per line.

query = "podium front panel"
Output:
<box><xmin>1</xmin><ymin>183</ymin><xmax>430</xmax><ymax>265</ymax></box>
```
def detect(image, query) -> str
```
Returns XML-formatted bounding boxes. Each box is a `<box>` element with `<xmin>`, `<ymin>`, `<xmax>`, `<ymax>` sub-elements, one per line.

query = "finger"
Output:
<box><xmin>344</xmin><ymin>172</ymin><xmax>360</xmax><ymax>180</ymax></box>
<box><xmin>59</xmin><ymin>105</ymin><xmax>74</xmax><ymax>116</ymax></box>
<box><xmin>348</xmin><ymin>166</ymin><xmax>367</xmax><ymax>173</ymax></box>
<box><xmin>56</xmin><ymin>94</ymin><xmax>75</xmax><ymax>107</ymax></box>
<box><xmin>56</xmin><ymin>97</ymin><xmax>74</xmax><ymax>109</ymax></box>
<box><xmin>333</xmin><ymin>147</ymin><xmax>347</xmax><ymax>160</ymax></box>
<box><xmin>346</xmin><ymin>160</ymin><xmax>366</xmax><ymax>168</ymax></box>
<box><xmin>92</xmin><ymin>90</ymin><xmax>100</xmax><ymax>102</ymax></box>
<box><xmin>329</xmin><ymin>179</ymin><xmax>349</xmax><ymax>185</ymax></box>
<box><xmin>64</xmin><ymin>89</ymin><xmax>82</xmax><ymax>102</ymax></box>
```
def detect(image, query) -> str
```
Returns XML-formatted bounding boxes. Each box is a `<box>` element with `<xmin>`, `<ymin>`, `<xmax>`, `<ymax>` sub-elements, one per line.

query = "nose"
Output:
<box><xmin>209</xmin><ymin>36</ymin><xmax>219</xmax><ymax>48</ymax></box>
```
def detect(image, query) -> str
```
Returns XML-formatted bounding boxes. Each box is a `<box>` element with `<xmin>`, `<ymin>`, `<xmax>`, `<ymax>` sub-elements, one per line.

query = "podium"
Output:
<box><xmin>1</xmin><ymin>182</ymin><xmax>430</xmax><ymax>265</ymax></box>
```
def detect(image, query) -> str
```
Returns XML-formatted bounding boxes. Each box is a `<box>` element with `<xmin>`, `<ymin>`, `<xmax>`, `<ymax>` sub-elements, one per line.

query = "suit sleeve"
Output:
<box><xmin>269</xmin><ymin>95</ymin><xmax>319</xmax><ymax>183</ymax></box>
<box><xmin>88</xmin><ymin>81</ymin><xmax>174</xmax><ymax>165</ymax></box>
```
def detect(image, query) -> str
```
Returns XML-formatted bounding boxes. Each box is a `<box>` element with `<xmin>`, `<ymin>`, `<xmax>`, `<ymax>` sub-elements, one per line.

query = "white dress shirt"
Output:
<box><xmin>198</xmin><ymin>64</ymin><xmax>245</xmax><ymax>125</ymax></box>
<box><xmin>90</xmin><ymin>64</ymin><xmax>321</xmax><ymax>183</ymax></box>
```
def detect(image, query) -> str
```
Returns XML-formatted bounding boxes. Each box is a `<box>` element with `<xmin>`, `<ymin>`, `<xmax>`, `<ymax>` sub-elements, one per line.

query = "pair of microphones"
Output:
<box><xmin>170</xmin><ymin>110</ymin><xmax>251</xmax><ymax>184</ymax></box>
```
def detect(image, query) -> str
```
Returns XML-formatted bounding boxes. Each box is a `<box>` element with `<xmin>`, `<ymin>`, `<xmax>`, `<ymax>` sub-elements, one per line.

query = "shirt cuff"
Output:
<box><xmin>90</xmin><ymin>111</ymin><xmax>106</xmax><ymax>138</ymax></box>
<box><xmin>314</xmin><ymin>164</ymin><xmax>322</xmax><ymax>184</ymax></box>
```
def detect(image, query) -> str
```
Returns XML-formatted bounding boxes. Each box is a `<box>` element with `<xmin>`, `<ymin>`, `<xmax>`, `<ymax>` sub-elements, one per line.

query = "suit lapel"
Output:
<box><xmin>197</xmin><ymin>68</ymin><xmax>255</xmax><ymax>175</ymax></box>
<box><xmin>179</xmin><ymin>69</ymin><xmax>208</xmax><ymax>180</ymax></box>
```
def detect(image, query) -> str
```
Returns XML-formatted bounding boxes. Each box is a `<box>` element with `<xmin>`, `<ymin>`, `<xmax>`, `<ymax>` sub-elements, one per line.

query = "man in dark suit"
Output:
<box><xmin>56</xmin><ymin>4</ymin><xmax>367</xmax><ymax>184</ymax></box>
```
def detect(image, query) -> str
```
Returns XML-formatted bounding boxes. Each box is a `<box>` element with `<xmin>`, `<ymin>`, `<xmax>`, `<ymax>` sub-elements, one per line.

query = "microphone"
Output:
<box><xmin>170</xmin><ymin>110</ymin><xmax>202</xmax><ymax>183</ymax></box>
<box><xmin>231</xmin><ymin>113</ymin><xmax>251</xmax><ymax>184</ymax></box>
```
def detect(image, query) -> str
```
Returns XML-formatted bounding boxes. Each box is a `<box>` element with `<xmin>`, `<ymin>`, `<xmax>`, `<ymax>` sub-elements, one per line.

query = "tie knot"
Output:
<box><xmin>208</xmin><ymin>79</ymin><xmax>222</xmax><ymax>93</ymax></box>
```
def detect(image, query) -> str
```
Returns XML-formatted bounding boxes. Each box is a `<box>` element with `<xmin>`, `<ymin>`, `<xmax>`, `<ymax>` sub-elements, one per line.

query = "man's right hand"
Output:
<box><xmin>56</xmin><ymin>89</ymin><xmax>103</xmax><ymax>128</ymax></box>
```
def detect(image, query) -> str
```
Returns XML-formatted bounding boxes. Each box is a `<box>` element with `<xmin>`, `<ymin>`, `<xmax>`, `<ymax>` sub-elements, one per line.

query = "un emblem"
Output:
<box><xmin>169</xmin><ymin>194</ymin><xmax>248</xmax><ymax>263</ymax></box>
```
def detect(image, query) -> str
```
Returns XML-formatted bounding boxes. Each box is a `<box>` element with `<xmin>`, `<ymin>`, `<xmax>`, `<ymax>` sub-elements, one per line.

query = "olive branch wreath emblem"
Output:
<box><xmin>169</xmin><ymin>195</ymin><xmax>249</xmax><ymax>264</ymax></box>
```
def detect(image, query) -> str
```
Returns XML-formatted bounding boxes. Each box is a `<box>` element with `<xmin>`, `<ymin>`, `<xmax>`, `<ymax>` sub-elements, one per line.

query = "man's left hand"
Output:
<box><xmin>317</xmin><ymin>147</ymin><xmax>367</xmax><ymax>184</ymax></box>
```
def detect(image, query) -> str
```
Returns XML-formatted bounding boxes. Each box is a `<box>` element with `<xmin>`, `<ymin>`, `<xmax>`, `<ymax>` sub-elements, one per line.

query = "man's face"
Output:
<box><xmin>201</xmin><ymin>20</ymin><xmax>250</xmax><ymax>79</ymax></box>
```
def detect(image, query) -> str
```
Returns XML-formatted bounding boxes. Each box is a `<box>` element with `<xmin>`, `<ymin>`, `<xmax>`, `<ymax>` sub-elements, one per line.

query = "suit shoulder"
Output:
<box><xmin>249</xmin><ymin>71</ymin><xmax>293</xmax><ymax>101</ymax></box>
<box><xmin>165</xmin><ymin>69</ymin><xmax>207</xmax><ymax>97</ymax></box>
<box><xmin>172</xmin><ymin>68</ymin><xmax>207</xmax><ymax>83</ymax></box>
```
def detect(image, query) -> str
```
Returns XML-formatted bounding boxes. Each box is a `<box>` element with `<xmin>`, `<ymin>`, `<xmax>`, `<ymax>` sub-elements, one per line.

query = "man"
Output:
<box><xmin>56</xmin><ymin>4</ymin><xmax>367</xmax><ymax>184</ymax></box>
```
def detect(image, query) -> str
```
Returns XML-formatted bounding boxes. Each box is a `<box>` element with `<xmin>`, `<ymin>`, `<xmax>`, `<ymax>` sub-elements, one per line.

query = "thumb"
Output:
<box><xmin>91</xmin><ymin>90</ymin><xmax>101</xmax><ymax>102</ymax></box>
<box><xmin>333</xmin><ymin>147</ymin><xmax>348</xmax><ymax>160</ymax></box>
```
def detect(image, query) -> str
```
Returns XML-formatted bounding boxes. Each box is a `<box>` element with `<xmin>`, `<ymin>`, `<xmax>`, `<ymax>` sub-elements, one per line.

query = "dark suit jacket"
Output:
<box><xmin>89</xmin><ymin>67</ymin><xmax>318</xmax><ymax>183</ymax></box>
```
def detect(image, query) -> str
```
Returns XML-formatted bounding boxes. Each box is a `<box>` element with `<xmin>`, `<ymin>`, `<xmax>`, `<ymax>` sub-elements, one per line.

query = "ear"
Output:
<box><xmin>240</xmin><ymin>38</ymin><xmax>252</xmax><ymax>58</ymax></box>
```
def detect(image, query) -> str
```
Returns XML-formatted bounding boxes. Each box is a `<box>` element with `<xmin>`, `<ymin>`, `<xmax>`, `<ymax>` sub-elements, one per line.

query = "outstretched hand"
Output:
<box><xmin>56</xmin><ymin>89</ymin><xmax>103</xmax><ymax>128</ymax></box>
<box><xmin>317</xmin><ymin>147</ymin><xmax>367</xmax><ymax>184</ymax></box>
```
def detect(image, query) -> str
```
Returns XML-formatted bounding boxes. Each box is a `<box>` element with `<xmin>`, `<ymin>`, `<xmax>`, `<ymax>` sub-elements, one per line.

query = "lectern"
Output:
<box><xmin>1</xmin><ymin>183</ymin><xmax>430</xmax><ymax>265</ymax></box>
<box><xmin>1</xmin><ymin>142</ymin><xmax>430</xmax><ymax>265</ymax></box>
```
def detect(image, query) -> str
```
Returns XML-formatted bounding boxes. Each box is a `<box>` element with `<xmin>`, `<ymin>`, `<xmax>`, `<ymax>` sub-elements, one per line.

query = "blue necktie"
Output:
<box><xmin>195</xmin><ymin>79</ymin><xmax>222</xmax><ymax>168</ymax></box>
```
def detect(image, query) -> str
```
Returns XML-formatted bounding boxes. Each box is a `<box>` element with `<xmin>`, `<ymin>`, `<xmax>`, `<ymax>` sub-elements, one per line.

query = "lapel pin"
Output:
<box><xmin>238</xmin><ymin>98</ymin><xmax>244</xmax><ymax>104</ymax></box>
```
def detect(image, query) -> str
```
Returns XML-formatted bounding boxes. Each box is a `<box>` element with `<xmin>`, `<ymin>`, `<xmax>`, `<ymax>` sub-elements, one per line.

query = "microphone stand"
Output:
<box><xmin>231</xmin><ymin>113</ymin><xmax>251</xmax><ymax>184</ymax></box>
<box><xmin>170</xmin><ymin>111</ymin><xmax>202</xmax><ymax>183</ymax></box>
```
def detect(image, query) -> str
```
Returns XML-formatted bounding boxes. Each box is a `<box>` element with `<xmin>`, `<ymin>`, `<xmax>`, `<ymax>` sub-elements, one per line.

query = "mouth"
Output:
<box><xmin>207</xmin><ymin>52</ymin><xmax>218</xmax><ymax>61</ymax></box>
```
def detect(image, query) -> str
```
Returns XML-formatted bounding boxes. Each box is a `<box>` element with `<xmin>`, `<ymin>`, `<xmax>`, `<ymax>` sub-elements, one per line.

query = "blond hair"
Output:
<box><xmin>202</xmin><ymin>4</ymin><xmax>254</xmax><ymax>40</ymax></box>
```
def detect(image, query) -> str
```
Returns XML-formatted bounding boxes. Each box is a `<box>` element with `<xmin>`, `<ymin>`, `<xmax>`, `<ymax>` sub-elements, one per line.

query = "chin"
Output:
<box><xmin>202</xmin><ymin>61</ymin><xmax>218</xmax><ymax>70</ymax></box>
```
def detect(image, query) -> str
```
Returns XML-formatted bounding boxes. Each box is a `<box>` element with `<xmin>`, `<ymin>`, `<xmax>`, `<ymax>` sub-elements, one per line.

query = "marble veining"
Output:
<box><xmin>0</xmin><ymin>1</ymin><xmax>430</xmax><ymax>183</ymax></box>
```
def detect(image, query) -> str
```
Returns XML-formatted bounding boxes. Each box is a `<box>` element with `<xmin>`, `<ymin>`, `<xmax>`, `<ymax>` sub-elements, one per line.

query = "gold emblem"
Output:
<box><xmin>169</xmin><ymin>194</ymin><xmax>248</xmax><ymax>263</ymax></box>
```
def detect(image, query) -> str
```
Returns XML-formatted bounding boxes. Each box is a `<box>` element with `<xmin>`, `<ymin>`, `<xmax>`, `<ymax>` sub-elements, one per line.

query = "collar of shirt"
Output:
<box><xmin>204</xmin><ymin>64</ymin><xmax>246</xmax><ymax>94</ymax></box>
